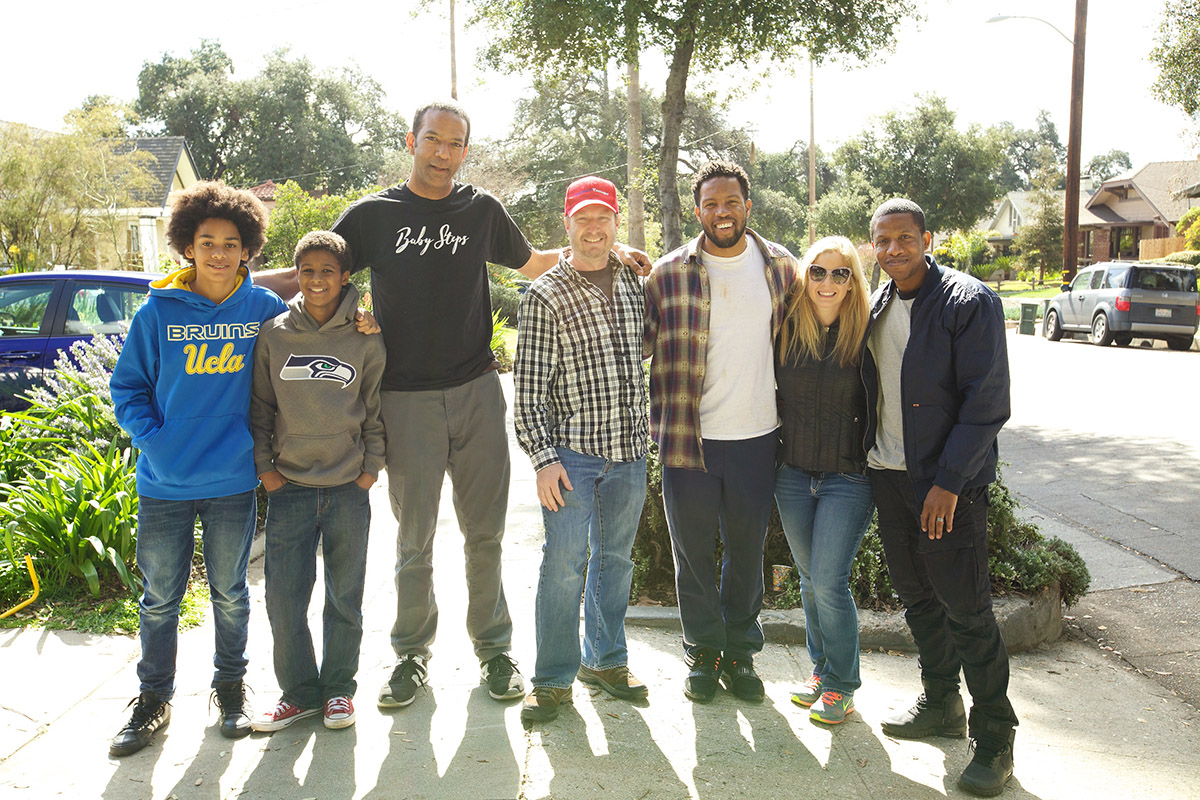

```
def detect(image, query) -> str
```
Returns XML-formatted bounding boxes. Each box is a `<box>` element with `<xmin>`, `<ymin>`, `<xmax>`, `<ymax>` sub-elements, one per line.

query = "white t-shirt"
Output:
<box><xmin>867</xmin><ymin>291</ymin><xmax>914</xmax><ymax>470</ymax></box>
<box><xmin>698</xmin><ymin>245</ymin><xmax>779</xmax><ymax>440</ymax></box>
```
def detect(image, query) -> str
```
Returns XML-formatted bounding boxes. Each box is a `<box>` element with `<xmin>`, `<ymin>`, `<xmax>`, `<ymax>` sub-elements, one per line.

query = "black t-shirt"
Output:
<box><xmin>332</xmin><ymin>183</ymin><xmax>532</xmax><ymax>390</ymax></box>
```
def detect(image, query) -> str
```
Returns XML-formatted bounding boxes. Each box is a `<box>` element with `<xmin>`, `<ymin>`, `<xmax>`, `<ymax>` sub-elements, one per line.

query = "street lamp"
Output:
<box><xmin>987</xmin><ymin>2</ymin><xmax>1088</xmax><ymax>282</ymax></box>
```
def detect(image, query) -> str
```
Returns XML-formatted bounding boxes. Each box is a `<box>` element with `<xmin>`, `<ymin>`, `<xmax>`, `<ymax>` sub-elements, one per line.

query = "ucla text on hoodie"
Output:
<box><xmin>111</xmin><ymin>266</ymin><xmax>286</xmax><ymax>500</ymax></box>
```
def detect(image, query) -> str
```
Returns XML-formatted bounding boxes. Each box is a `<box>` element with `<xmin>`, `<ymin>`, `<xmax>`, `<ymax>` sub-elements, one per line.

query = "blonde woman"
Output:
<box><xmin>774</xmin><ymin>236</ymin><xmax>874</xmax><ymax>725</ymax></box>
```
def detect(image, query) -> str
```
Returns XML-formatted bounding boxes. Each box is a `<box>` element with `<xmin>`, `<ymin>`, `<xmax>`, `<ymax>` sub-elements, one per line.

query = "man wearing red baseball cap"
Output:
<box><xmin>514</xmin><ymin>176</ymin><xmax>650</xmax><ymax>723</ymax></box>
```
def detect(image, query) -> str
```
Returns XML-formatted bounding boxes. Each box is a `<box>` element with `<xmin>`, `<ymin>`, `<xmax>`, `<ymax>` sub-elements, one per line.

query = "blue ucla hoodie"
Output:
<box><xmin>111</xmin><ymin>266</ymin><xmax>286</xmax><ymax>500</ymax></box>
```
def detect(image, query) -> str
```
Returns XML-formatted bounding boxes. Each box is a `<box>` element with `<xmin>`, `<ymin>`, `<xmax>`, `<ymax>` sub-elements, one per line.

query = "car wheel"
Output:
<box><xmin>1166</xmin><ymin>335</ymin><xmax>1194</xmax><ymax>351</ymax></box>
<box><xmin>1044</xmin><ymin>309</ymin><xmax>1063</xmax><ymax>341</ymax></box>
<box><xmin>1114</xmin><ymin>334</ymin><xmax>1132</xmax><ymax>347</ymax></box>
<box><xmin>1090</xmin><ymin>313</ymin><xmax>1113</xmax><ymax>346</ymax></box>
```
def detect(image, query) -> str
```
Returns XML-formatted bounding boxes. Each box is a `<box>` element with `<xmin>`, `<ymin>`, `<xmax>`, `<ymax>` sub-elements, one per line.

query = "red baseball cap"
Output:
<box><xmin>564</xmin><ymin>176</ymin><xmax>619</xmax><ymax>217</ymax></box>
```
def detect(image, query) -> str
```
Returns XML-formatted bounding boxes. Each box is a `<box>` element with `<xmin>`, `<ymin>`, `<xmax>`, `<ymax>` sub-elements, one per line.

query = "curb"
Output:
<box><xmin>624</xmin><ymin>583</ymin><xmax>1063</xmax><ymax>655</ymax></box>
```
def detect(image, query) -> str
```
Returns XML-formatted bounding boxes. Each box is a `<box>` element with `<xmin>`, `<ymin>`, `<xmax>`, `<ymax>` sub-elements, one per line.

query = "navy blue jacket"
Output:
<box><xmin>864</xmin><ymin>256</ymin><xmax>1010</xmax><ymax>503</ymax></box>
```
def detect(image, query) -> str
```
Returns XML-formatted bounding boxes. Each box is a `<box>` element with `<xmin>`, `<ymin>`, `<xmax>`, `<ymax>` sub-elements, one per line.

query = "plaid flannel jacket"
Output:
<box><xmin>514</xmin><ymin>254</ymin><xmax>649</xmax><ymax>472</ymax></box>
<box><xmin>643</xmin><ymin>229</ymin><xmax>797</xmax><ymax>471</ymax></box>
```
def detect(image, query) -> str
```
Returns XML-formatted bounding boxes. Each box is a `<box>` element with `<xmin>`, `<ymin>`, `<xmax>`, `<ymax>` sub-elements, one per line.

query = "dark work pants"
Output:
<box><xmin>662</xmin><ymin>432</ymin><xmax>777</xmax><ymax>660</ymax></box>
<box><xmin>869</xmin><ymin>469</ymin><xmax>1019</xmax><ymax>748</ymax></box>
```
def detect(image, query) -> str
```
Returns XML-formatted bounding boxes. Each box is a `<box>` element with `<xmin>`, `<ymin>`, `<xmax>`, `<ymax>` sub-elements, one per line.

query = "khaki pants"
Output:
<box><xmin>379</xmin><ymin>370</ymin><xmax>513</xmax><ymax>662</ymax></box>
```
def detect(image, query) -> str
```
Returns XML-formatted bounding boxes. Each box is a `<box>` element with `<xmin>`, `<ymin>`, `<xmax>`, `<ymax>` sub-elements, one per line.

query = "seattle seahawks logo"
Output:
<box><xmin>279</xmin><ymin>354</ymin><xmax>357</xmax><ymax>387</ymax></box>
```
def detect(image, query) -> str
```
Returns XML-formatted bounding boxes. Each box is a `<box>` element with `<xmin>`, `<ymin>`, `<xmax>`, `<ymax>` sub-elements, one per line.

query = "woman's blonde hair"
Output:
<box><xmin>778</xmin><ymin>236</ymin><xmax>871</xmax><ymax>368</ymax></box>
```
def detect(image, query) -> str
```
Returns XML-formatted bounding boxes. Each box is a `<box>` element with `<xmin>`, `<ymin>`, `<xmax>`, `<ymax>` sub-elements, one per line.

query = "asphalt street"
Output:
<box><xmin>1002</xmin><ymin>327</ymin><xmax>1200</xmax><ymax>709</ymax></box>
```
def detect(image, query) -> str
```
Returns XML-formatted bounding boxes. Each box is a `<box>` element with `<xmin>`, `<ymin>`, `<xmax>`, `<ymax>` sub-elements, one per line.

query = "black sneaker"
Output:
<box><xmin>211</xmin><ymin>680</ymin><xmax>252</xmax><ymax>739</ymax></box>
<box><xmin>684</xmin><ymin>648</ymin><xmax>722</xmax><ymax>703</ymax></box>
<box><xmin>379</xmin><ymin>655</ymin><xmax>427</xmax><ymax>708</ymax></box>
<box><xmin>109</xmin><ymin>691</ymin><xmax>171</xmax><ymax>757</ymax></box>
<box><xmin>720</xmin><ymin>656</ymin><xmax>765</xmax><ymax>702</ymax></box>
<box><xmin>880</xmin><ymin>691</ymin><xmax>967</xmax><ymax>739</ymax></box>
<box><xmin>957</xmin><ymin>738</ymin><xmax>1015</xmax><ymax>797</ymax></box>
<box><xmin>481</xmin><ymin>653</ymin><xmax>524</xmax><ymax>701</ymax></box>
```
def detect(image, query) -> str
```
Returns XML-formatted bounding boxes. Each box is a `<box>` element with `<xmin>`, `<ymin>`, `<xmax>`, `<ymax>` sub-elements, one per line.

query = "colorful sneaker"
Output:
<box><xmin>379</xmin><ymin>654</ymin><xmax>427</xmax><ymax>708</ymax></box>
<box><xmin>323</xmin><ymin>696</ymin><xmax>356</xmax><ymax>729</ymax></box>
<box><xmin>251</xmin><ymin>699</ymin><xmax>319</xmax><ymax>732</ymax></box>
<box><xmin>109</xmin><ymin>692</ymin><xmax>171</xmax><ymax>757</ymax></box>
<box><xmin>520</xmin><ymin>686</ymin><xmax>573</xmax><ymax>724</ymax></box>
<box><xmin>481</xmin><ymin>653</ymin><xmax>524</xmax><ymax>701</ymax></box>
<box><xmin>809</xmin><ymin>689</ymin><xmax>855</xmax><ymax>724</ymax></box>
<box><xmin>791</xmin><ymin>673</ymin><xmax>823</xmax><ymax>708</ymax></box>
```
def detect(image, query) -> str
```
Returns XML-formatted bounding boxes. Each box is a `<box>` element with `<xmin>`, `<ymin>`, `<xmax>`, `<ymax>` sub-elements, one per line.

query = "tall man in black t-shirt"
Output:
<box><xmin>333</xmin><ymin>100</ymin><xmax>649</xmax><ymax>709</ymax></box>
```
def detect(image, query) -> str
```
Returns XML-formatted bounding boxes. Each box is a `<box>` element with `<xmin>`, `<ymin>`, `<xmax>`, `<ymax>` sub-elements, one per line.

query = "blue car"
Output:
<box><xmin>0</xmin><ymin>270</ymin><xmax>161</xmax><ymax>410</ymax></box>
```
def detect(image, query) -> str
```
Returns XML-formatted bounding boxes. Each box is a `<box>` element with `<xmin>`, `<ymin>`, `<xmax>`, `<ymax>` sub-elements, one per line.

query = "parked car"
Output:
<box><xmin>1044</xmin><ymin>260</ymin><xmax>1199</xmax><ymax>350</ymax></box>
<box><xmin>0</xmin><ymin>270</ymin><xmax>161</xmax><ymax>410</ymax></box>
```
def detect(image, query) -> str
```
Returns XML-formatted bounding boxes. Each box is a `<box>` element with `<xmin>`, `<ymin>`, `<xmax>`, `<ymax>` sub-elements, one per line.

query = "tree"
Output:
<box><xmin>0</xmin><ymin>103</ymin><xmax>155</xmax><ymax>271</ymax></box>
<box><xmin>1014</xmin><ymin>182</ymin><xmax>1064</xmax><ymax>280</ymax></box>
<box><xmin>135</xmin><ymin>40</ymin><xmax>407</xmax><ymax>192</ymax></box>
<box><xmin>1150</xmin><ymin>0</ymin><xmax>1200</xmax><ymax>119</ymax></box>
<box><xmin>809</xmin><ymin>171</ymin><xmax>884</xmax><ymax>244</ymax></box>
<box><xmin>1085</xmin><ymin>149</ymin><xmax>1132</xmax><ymax>182</ymax></box>
<box><xmin>836</xmin><ymin>95</ymin><xmax>1005</xmax><ymax>234</ymax></box>
<box><xmin>261</xmin><ymin>182</ymin><xmax>377</xmax><ymax>268</ymax></box>
<box><xmin>989</xmin><ymin>111</ymin><xmax>1067</xmax><ymax>192</ymax></box>
<box><xmin>476</xmin><ymin>0</ymin><xmax>915</xmax><ymax>250</ymax></box>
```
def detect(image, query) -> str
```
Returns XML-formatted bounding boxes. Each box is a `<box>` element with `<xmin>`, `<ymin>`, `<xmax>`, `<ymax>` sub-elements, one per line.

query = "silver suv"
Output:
<box><xmin>1044</xmin><ymin>261</ymin><xmax>1199</xmax><ymax>350</ymax></box>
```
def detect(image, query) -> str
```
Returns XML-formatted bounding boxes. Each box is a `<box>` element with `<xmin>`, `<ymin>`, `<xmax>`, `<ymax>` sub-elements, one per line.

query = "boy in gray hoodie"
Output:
<box><xmin>249</xmin><ymin>231</ymin><xmax>386</xmax><ymax>731</ymax></box>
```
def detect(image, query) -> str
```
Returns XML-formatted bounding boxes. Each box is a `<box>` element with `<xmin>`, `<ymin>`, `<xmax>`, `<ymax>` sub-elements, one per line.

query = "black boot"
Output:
<box><xmin>109</xmin><ymin>691</ymin><xmax>171</xmax><ymax>757</ymax></box>
<box><xmin>212</xmin><ymin>680</ymin><xmax>252</xmax><ymax>739</ymax></box>
<box><xmin>880</xmin><ymin>690</ymin><xmax>967</xmax><ymax>739</ymax></box>
<box><xmin>957</xmin><ymin>732</ymin><xmax>1015</xmax><ymax>797</ymax></box>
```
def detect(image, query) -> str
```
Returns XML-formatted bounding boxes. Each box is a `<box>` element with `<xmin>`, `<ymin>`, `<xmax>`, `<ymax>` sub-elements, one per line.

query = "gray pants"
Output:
<box><xmin>379</xmin><ymin>370</ymin><xmax>513</xmax><ymax>662</ymax></box>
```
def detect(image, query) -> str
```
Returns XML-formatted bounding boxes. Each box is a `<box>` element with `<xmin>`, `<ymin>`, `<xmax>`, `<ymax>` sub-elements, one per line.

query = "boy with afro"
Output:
<box><xmin>109</xmin><ymin>181</ymin><xmax>286</xmax><ymax>756</ymax></box>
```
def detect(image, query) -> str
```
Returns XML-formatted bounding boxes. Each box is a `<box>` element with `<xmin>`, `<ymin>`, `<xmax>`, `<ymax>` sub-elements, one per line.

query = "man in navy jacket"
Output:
<box><xmin>864</xmin><ymin>198</ymin><xmax>1017</xmax><ymax>798</ymax></box>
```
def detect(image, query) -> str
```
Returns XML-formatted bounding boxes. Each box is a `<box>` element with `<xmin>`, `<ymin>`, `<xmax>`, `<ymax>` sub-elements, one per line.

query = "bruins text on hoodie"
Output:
<box><xmin>249</xmin><ymin>284</ymin><xmax>386</xmax><ymax>487</ymax></box>
<box><xmin>110</xmin><ymin>266</ymin><xmax>286</xmax><ymax>500</ymax></box>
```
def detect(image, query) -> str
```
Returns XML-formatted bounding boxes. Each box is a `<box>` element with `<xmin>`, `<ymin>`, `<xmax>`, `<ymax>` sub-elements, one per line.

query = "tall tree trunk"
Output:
<box><xmin>659</xmin><ymin>30</ymin><xmax>695</xmax><ymax>252</ymax></box>
<box><xmin>626</xmin><ymin>45</ymin><xmax>645</xmax><ymax>250</ymax></box>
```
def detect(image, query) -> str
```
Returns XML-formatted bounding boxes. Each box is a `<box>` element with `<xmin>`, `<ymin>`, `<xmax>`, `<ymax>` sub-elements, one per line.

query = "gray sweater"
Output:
<box><xmin>251</xmin><ymin>284</ymin><xmax>386</xmax><ymax>487</ymax></box>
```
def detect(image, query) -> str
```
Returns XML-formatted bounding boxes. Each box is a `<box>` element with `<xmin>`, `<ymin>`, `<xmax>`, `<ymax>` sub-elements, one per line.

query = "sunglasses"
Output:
<box><xmin>808</xmin><ymin>265</ymin><xmax>852</xmax><ymax>284</ymax></box>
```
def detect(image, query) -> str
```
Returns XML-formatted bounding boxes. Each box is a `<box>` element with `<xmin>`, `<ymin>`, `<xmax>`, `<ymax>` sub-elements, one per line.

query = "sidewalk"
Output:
<box><xmin>1</xmin><ymin>375</ymin><xmax>1198</xmax><ymax>799</ymax></box>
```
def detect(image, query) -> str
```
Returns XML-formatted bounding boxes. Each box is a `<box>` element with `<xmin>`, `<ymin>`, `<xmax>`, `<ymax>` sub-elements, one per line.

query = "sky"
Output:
<box><xmin>5</xmin><ymin>0</ymin><xmax>1196</xmax><ymax>170</ymax></box>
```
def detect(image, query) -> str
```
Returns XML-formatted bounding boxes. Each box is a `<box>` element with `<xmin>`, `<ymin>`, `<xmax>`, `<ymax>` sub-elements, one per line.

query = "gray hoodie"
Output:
<box><xmin>251</xmin><ymin>284</ymin><xmax>386</xmax><ymax>487</ymax></box>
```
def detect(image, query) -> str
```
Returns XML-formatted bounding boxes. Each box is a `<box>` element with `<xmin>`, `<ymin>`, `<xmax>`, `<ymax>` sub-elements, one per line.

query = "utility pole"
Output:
<box><xmin>449</xmin><ymin>0</ymin><xmax>458</xmax><ymax>99</ymax></box>
<box><xmin>1063</xmin><ymin>0</ymin><xmax>1087</xmax><ymax>282</ymax></box>
<box><xmin>808</xmin><ymin>57</ymin><xmax>816</xmax><ymax>246</ymax></box>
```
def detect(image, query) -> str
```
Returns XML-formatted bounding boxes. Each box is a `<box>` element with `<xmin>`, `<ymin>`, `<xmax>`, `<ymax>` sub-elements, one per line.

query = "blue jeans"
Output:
<box><xmin>533</xmin><ymin>449</ymin><xmax>646</xmax><ymax>689</ymax></box>
<box><xmin>774</xmin><ymin>467</ymin><xmax>874</xmax><ymax>693</ymax></box>
<box><xmin>136</xmin><ymin>490</ymin><xmax>257</xmax><ymax>699</ymax></box>
<box><xmin>264</xmin><ymin>481</ymin><xmax>370</xmax><ymax>708</ymax></box>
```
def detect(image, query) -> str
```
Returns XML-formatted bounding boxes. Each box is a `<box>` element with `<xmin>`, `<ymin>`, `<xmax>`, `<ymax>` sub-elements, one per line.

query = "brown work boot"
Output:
<box><xmin>520</xmin><ymin>686</ymin><xmax>573</xmax><ymax>724</ymax></box>
<box><xmin>577</xmin><ymin>664</ymin><xmax>649</xmax><ymax>700</ymax></box>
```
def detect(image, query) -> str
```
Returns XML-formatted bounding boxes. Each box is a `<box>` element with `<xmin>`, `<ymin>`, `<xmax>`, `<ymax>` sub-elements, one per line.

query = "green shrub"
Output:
<box><xmin>0</xmin><ymin>441</ymin><xmax>139</xmax><ymax>600</ymax></box>
<box><xmin>490</xmin><ymin>281</ymin><xmax>521</xmax><ymax>327</ymax></box>
<box><xmin>22</xmin><ymin>334</ymin><xmax>129</xmax><ymax>455</ymax></box>
<box><xmin>490</xmin><ymin>310</ymin><xmax>513</xmax><ymax>373</ymax></box>
<box><xmin>1160</xmin><ymin>250</ymin><xmax>1200</xmax><ymax>267</ymax></box>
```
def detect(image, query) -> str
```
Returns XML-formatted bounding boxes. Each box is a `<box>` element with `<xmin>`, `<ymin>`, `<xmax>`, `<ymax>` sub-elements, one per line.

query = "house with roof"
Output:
<box><xmin>96</xmin><ymin>137</ymin><xmax>201</xmax><ymax>271</ymax></box>
<box><xmin>1077</xmin><ymin>160</ymin><xmax>1200</xmax><ymax>265</ymax></box>
<box><xmin>983</xmin><ymin>180</ymin><xmax>1096</xmax><ymax>254</ymax></box>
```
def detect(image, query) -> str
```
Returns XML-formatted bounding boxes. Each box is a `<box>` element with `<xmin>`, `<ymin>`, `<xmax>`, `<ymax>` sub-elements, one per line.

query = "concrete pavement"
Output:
<box><xmin>2</xmin><ymin>372</ymin><xmax>1199</xmax><ymax>799</ymax></box>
